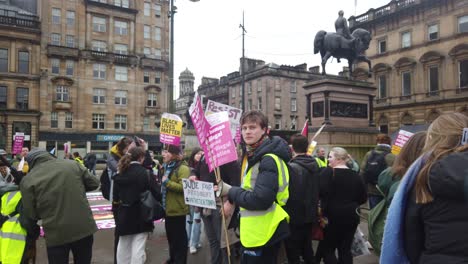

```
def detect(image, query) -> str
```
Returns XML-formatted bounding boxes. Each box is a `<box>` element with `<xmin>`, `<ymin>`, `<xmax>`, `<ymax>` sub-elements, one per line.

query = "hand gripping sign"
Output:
<box><xmin>159</xmin><ymin>113</ymin><xmax>183</xmax><ymax>146</ymax></box>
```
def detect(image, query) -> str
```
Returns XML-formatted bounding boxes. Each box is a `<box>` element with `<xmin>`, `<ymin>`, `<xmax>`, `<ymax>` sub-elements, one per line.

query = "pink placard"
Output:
<box><xmin>205</xmin><ymin>120</ymin><xmax>238</xmax><ymax>172</ymax></box>
<box><xmin>12</xmin><ymin>135</ymin><xmax>24</xmax><ymax>155</ymax></box>
<box><xmin>160</xmin><ymin>133</ymin><xmax>181</xmax><ymax>145</ymax></box>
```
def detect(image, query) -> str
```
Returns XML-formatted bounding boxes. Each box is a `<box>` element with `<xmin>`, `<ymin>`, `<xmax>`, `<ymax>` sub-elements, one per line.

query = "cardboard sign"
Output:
<box><xmin>160</xmin><ymin>113</ymin><xmax>183</xmax><ymax>146</ymax></box>
<box><xmin>12</xmin><ymin>133</ymin><xmax>25</xmax><ymax>155</ymax></box>
<box><xmin>391</xmin><ymin>129</ymin><xmax>414</xmax><ymax>155</ymax></box>
<box><xmin>189</xmin><ymin>92</ymin><xmax>209</xmax><ymax>154</ymax></box>
<box><xmin>182</xmin><ymin>179</ymin><xmax>216</xmax><ymax>209</ymax></box>
<box><xmin>205</xmin><ymin>100</ymin><xmax>242</xmax><ymax>143</ymax></box>
<box><xmin>462</xmin><ymin>128</ymin><xmax>468</xmax><ymax>146</ymax></box>
<box><xmin>205</xmin><ymin>112</ymin><xmax>238</xmax><ymax>171</ymax></box>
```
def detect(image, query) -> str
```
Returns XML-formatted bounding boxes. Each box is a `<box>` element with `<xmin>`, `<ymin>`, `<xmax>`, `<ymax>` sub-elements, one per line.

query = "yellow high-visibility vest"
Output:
<box><xmin>315</xmin><ymin>157</ymin><xmax>328</xmax><ymax>168</ymax></box>
<box><xmin>0</xmin><ymin>190</ymin><xmax>27</xmax><ymax>264</ymax></box>
<box><xmin>239</xmin><ymin>153</ymin><xmax>289</xmax><ymax>248</ymax></box>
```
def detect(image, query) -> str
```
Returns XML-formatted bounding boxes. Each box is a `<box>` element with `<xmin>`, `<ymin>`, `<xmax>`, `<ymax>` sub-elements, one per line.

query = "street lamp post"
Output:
<box><xmin>168</xmin><ymin>0</ymin><xmax>199</xmax><ymax>113</ymax></box>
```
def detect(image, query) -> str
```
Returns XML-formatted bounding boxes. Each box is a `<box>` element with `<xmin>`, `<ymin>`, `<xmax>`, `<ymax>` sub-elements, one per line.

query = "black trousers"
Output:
<box><xmin>165</xmin><ymin>215</ymin><xmax>188</xmax><ymax>264</ymax></box>
<box><xmin>47</xmin><ymin>235</ymin><xmax>94</xmax><ymax>264</ymax></box>
<box><xmin>321</xmin><ymin>221</ymin><xmax>358</xmax><ymax>264</ymax></box>
<box><xmin>241</xmin><ymin>241</ymin><xmax>281</xmax><ymax>264</ymax></box>
<box><xmin>285</xmin><ymin>223</ymin><xmax>316</xmax><ymax>264</ymax></box>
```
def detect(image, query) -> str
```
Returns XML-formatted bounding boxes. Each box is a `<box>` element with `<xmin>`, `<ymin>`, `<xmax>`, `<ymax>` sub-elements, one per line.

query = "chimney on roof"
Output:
<box><xmin>309</xmin><ymin>66</ymin><xmax>320</xmax><ymax>74</ymax></box>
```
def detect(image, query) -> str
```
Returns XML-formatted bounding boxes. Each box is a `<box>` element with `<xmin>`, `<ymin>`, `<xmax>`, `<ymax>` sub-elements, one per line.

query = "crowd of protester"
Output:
<box><xmin>1</xmin><ymin>111</ymin><xmax>467</xmax><ymax>264</ymax></box>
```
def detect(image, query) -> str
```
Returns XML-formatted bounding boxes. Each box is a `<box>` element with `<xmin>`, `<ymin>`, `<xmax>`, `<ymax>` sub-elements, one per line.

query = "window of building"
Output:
<box><xmin>93</xmin><ymin>64</ymin><xmax>106</xmax><ymax>79</ymax></box>
<box><xmin>291</xmin><ymin>98</ymin><xmax>297</xmax><ymax>112</ymax></box>
<box><xmin>16</xmin><ymin>87</ymin><xmax>28</xmax><ymax>110</ymax></box>
<box><xmin>143</xmin><ymin>47</ymin><xmax>151</xmax><ymax>56</ymax></box>
<box><xmin>257</xmin><ymin>97</ymin><xmax>262</xmax><ymax>110</ymax></box>
<box><xmin>155</xmin><ymin>71</ymin><xmax>161</xmax><ymax>84</ymax></box>
<box><xmin>51</xmin><ymin>58</ymin><xmax>60</xmax><ymax>74</ymax></box>
<box><xmin>114</xmin><ymin>20</ymin><xmax>128</xmax><ymax>35</ymax></box>
<box><xmin>154</xmin><ymin>27</ymin><xmax>161</xmax><ymax>41</ymax></box>
<box><xmin>459</xmin><ymin>59</ymin><xmax>468</xmax><ymax>88</ymax></box>
<box><xmin>0</xmin><ymin>49</ymin><xmax>7</xmax><ymax>72</ymax></box>
<box><xmin>114</xmin><ymin>115</ymin><xmax>127</xmax><ymax>130</ymax></box>
<box><xmin>18</xmin><ymin>51</ymin><xmax>29</xmax><ymax>74</ymax></box>
<box><xmin>154</xmin><ymin>4</ymin><xmax>161</xmax><ymax>17</ymax></box>
<box><xmin>65</xmin><ymin>35</ymin><xmax>75</xmax><ymax>48</ymax></box>
<box><xmin>401</xmin><ymin>31</ymin><xmax>411</xmax><ymax>48</ymax></box>
<box><xmin>115</xmin><ymin>90</ymin><xmax>127</xmax><ymax>105</ymax></box>
<box><xmin>51</xmin><ymin>33</ymin><xmax>61</xmax><ymax>45</ymax></box>
<box><xmin>51</xmin><ymin>112</ymin><xmax>58</xmax><ymax>128</ymax></box>
<box><xmin>92</xmin><ymin>113</ymin><xmax>105</xmax><ymax>129</ymax></box>
<box><xmin>458</xmin><ymin>15</ymin><xmax>468</xmax><ymax>33</ymax></box>
<box><xmin>0</xmin><ymin>86</ymin><xmax>6</xmax><ymax>109</ymax></box>
<box><xmin>290</xmin><ymin>117</ymin><xmax>297</xmax><ymax>130</ymax></box>
<box><xmin>114</xmin><ymin>0</ymin><xmax>129</xmax><ymax>8</ymax></box>
<box><xmin>143</xmin><ymin>71</ymin><xmax>150</xmax><ymax>83</ymax></box>
<box><xmin>275</xmin><ymin>97</ymin><xmax>281</xmax><ymax>110</ymax></box>
<box><xmin>65</xmin><ymin>60</ymin><xmax>74</xmax><ymax>76</ymax></box>
<box><xmin>115</xmin><ymin>66</ymin><xmax>128</xmax><ymax>81</ymax></box>
<box><xmin>144</xmin><ymin>2</ymin><xmax>151</xmax><ymax>16</ymax></box>
<box><xmin>52</xmin><ymin>8</ymin><xmax>61</xmax><ymax>24</ymax></box>
<box><xmin>257</xmin><ymin>80</ymin><xmax>262</xmax><ymax>92</ymax></box>
<box><xmin>402</xmin><ymin>71</ymin><xmax>411</xmax><ymax>96</ymax></box>
<box><xmin>291</xmin><ymin>81</ymin><xmax>297</xmax><ymax>93</ymax></box>
<box><xmin>144</xmin><ymin>25</ymin><xmax>150</xmax><ymax>39</ymax></box>
<box><xmin>143</xmin><ymin>116</ymin><xmax>150</xmax><ymax>131</ymax></box>
<box><xmin>247</xmin><ymin>99</ymin><xmax>252</xmax><ymax>111</ymax></box>
<box><xmin>428</xmin><ymin>24</ymin><xmax>439</xmax><ymax>41</ymax></box>
<box><xmin>65</xmin><ymin>112</ymin><xmax>73</xmax><ymax>128</ymax></box>
<box><xmin>154</xmin><ymin>49</ymin><xmax>162</xmax><ymax>59</ymax></box>
<box><xmin>56</xmin><ymin>85</ymin><xmax>69</xmax><ymax>101</ymax></box>
<box><xmin>147</xmin><ymin>93</ymin><xmax>157</xmax><ymax>107</ymax></box>
<box><xmin>93</xmin><ymin>88</ymin><xmax>106</xmax><ymax>104</ymax></box>
<box><xmin>66</xmin><ymin>11</ymin><xmax>75</xmax><ymax>26</ymax></box>
<box><xmin>275</xmin><ymin>117</ymin><xmax>281</xmax><ymax>130</ymax></box>
<box><xmin>114</xmin><ymin>44</ymin><xmax>128</xmax><ymax>55</ymax></box>
<box><xmin>378</xmin><ymin>39</ymin><xmax>386</xmax><ymax>53</ymax></box>
<box><xmin>92</xmin><ymin>16</ymin><xmax>106</xmax><ymax>32</ymax></box>
<box><xmin>92</xmin><ymin>40</ymin><xmax>107</xmax><ymax>52</ymax></box>
<box><xmin>429</xmin><ymin>66</ymin><xmax>439</xmax><ymax>94</ymax></box>
<box><xmin>378</xmin><ymin>75</ymin><xmax>387</xmax><ymax>98</ymax></box>
<box><xmin>231</xmin><ymin>87</ymin><xmax>236</xmax><ymax>98</ymax></box>
<box><xmin>247</xmin><ymin>83</ymin><xmax>251</xmax><ymax>94</ymax></box>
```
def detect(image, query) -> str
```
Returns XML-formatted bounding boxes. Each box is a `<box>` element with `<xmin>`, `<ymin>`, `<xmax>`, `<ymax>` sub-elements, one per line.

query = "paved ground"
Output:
<box><xmin>35</xmin><ymin>189</ymin><xmax>379</xmax><ymax>263</ymax></box>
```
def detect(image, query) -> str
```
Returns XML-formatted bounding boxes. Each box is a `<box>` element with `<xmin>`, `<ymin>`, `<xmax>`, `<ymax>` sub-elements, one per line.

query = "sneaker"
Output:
<box><xmin>190</xmin><ymin>246</ymin><xmax>197</xmax><ymax>254</ymax></box>
<box><xmin>196</xmin><ymin>243</ymin><xmax>202</xmax><ymax>249</ymax></box>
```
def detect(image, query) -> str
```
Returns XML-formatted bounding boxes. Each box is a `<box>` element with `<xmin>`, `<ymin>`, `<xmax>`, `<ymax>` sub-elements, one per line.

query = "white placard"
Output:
<box><xmin>462</xmin><ymin>128</ymin><xmax>468</xmax><ymax>146</ymax></box>
<box><xmin>182</xmin><ymin>179</ymin><xmax>216</xmax><ymax>209</ymax></box>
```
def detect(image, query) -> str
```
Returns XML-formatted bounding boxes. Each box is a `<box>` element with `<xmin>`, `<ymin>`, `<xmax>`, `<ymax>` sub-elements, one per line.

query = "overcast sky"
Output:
<box><xmin>173</xmin><ymin>0</ymin><xmax>390</xmax><ymax>98</ymax></box>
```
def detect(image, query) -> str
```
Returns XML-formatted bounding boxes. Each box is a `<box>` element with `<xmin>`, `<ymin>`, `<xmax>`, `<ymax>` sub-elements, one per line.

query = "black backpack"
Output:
<box><xmin>100</xmin><ymin>167</ymin><xmax>111</xmax><ymax>200</ymax></box>
<box><xmin>284</xmin><ymin>161</ymin><xmax>306</xmax><ymax>224</ymax></box>
<box><xmin>363</xmin><ymin>150</ymin><xmax>389</xmax><ymax>185</ymax></box>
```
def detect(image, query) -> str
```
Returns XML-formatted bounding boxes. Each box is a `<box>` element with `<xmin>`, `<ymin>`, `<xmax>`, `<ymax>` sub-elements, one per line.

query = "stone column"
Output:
<box><xmin>324</xmin><ymin>91</ymin><xmax>332</xmax><ymax>125</ymax></box>
<box><xmin>306</xmin><ymin>93</ymin><xmax>311</xmax><ymax>125</ymax></box>
<box><xmin>369</xmin><ymin>95</ymin><xmax>375</xmax><ymax>127</ymax></box>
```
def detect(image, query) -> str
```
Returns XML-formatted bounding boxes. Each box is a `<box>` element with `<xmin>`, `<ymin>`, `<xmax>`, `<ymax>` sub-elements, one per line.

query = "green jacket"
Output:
<box><xmin>165</xmin><ymin>161</ymin><xmax>190</xmax><ymax>217</ymax></box>
<box><xmin>377</xmin><ymin>167</ymin><xmax>400</xmax><ymax>202</ymax></box>
<box><xmin>20</xmin><ymin>152</ymin><xmax>99</xmax><ymax>247</ymax></box>
<box><xmin>360</xmin><ymin>145</ymin><xmax>395</xmax><ymax>196</ymax></box>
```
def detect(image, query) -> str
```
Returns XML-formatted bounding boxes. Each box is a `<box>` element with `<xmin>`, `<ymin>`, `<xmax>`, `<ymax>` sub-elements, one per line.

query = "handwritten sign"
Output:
<box><xmin>160</xmin><ymin>113</ymin><xmax>183</xmax><ymax>145</ymax></box>
<box><xmin>205</xmin><ymin>112</ymin><xmax>238</xmax><ymax>171</ymax></box>
<box><xmin>205</xmin><ymin>100</ymin><xmax>242</xmax><ymax>142</ymax></box>
<box><xmin>391</xmin><ymin>129</ymin><xmax>414</xmax><ymax>155</ymax></box>
<box><xmin>182</xmin><ymin>179</ymin><xmax>216</xmax><ymax>209</ymax></box>
<box><xmin>12</xmin><ymin>133</ymin><xmax>24</xmax><ymax>155</ymax></box>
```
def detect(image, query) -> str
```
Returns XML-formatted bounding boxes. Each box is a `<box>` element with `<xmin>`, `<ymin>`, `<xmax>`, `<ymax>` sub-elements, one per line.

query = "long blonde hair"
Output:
<box><xmin>415</xmin><ymin>112</ymin><xmax>468</xmax><ymax>204</ymax></box>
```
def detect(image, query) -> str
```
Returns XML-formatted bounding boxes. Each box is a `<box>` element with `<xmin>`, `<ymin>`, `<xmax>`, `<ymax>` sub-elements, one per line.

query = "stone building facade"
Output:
<box><xmin>350</xmin><ymin>0</ymin><xmax>468</xmax><ymax>133</ymax></box>
<box><xmin>0</xmin><ymin>1</ymin><xmax>41</xmax><ymax>151</ymax></box>
<box><xmin>175</xmin><ymin>68</ymin><xmax>194</xmax><ymax>123</ymax></box>
<box><xmin>38</xmin><ymin>0</ymin><xmax>170</xmax><ymax>152</ymax></box>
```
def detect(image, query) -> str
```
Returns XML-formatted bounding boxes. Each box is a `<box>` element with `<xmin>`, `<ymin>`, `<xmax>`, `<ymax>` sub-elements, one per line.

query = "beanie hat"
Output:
<box><xmin>166</xmin><ymin>144</ymin><xmax>182</xmax><ymax>156</ymax></box>
<box><xmin>25</xmin><ymin>148</ymin><xmax>50</xmax><ymax>165</ymax></box>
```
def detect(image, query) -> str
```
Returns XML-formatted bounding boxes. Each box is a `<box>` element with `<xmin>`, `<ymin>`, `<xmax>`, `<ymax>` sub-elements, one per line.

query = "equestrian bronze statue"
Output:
<box><xmin>314</xmin><ymin>28</ymin><xmax>372</xmax><ymax>77</ymax></box>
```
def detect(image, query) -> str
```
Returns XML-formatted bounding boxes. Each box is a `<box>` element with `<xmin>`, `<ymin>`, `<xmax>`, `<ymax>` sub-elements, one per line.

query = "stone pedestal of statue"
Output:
<box><xmin>303</xmin><ymin>76</ymin><xmax>380</xmax><ymax>162</ymax></box>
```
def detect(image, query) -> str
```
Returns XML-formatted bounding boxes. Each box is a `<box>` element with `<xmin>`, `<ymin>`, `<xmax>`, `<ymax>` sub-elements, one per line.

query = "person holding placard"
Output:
<box><xmin>217</xmin><ymin>110</ymin><xmax>291</xmax><ymax>264</ymax></box>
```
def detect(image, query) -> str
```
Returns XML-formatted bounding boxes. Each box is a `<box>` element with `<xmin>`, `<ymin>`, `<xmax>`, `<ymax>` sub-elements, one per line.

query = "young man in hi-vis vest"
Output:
<box><xmin>217</xmin><ymin>110</ymin><xmax>291</xmax><ymax>264</ymax></box>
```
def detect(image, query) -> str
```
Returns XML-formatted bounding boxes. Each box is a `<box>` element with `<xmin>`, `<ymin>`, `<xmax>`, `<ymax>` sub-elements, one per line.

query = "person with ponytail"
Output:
<box><xmin>381</xmin><ymin>112</ymin><xmax>468</xmax><ymax>264</ymax></box>
<box><xmin>113</xmin><ymin>146</ymin><xmax>159</xmax><ymax>264</ymax></box>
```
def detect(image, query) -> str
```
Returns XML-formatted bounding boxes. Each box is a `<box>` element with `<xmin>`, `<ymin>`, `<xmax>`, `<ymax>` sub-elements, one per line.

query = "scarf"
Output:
<box><xmin>380</xmin><ymin>156</ymin><xmax>425</xmax><ymax>264</ymax></box>
<box><xmin>161</xmin><ymin>161</ymin><xmax>176</xmax><ymax>210</ymax></box>
<box><xmin>245</xmin><ymin>135</ymin><xmax>267</xmax><ymax>157</ymax></box>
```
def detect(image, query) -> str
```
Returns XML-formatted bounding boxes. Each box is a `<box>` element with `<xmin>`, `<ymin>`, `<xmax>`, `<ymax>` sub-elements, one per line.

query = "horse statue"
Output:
<box><xmin>314</xmin><ymin>28</ymin><xmax>372</xmax><ymax>77</ymax></box>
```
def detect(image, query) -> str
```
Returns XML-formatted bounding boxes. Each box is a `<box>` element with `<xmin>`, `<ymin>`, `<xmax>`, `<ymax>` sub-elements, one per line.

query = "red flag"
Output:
<box><xmin>301</xmin><ymin>120</ymin><xmax>308</xmax><ymax>136</ymax></box>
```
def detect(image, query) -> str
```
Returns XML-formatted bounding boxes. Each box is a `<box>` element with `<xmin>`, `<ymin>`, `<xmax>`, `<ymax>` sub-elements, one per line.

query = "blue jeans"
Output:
<box><xmin>186</xmin><ymin>206</ymin><xmax>202</xmax><ymax>247</ymax></box>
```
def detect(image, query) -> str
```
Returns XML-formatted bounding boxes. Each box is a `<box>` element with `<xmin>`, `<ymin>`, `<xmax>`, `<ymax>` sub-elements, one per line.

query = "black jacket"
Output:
<box><xmin>191</xmin><ymin>155</ymin><xmax>240</xmax><ymax>187</ymax></box>
<box><xmin>404</xmin><ymin>151</ymin><xmax>468</xmax><ymax>264</ymax></box>
<box><xmin>319</xmin><ymin>167</ymin><xmax>367</xmax><ymax>226</ymax></box>
<box><xmin>286</xmin><ymin>154</ymin><xmax>320</xmax><ymax>225</ymax></box>
<box><xmin>228</xmin><ymin>136</ymin><xmax>292</xmax><ymax>247</ymax></box>
<box><xmin>113</xmin><ymin>162</ymin><xmax>159</xmax><ymax>236</ymax></box>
